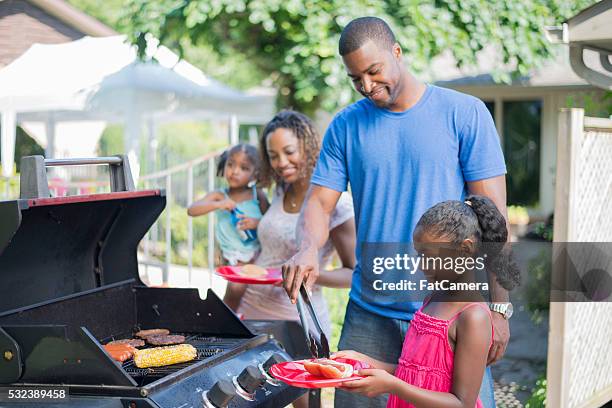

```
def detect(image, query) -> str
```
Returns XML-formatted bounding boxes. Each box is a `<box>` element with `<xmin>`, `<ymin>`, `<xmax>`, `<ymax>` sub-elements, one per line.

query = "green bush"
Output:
<box><xmin>533</xmin><ymin>222</ymin><xmax>553</xmax><ymax>242</ymax></box>
<box><xmin>0</xmin><ymin>176</ymin><xmax>20</xmax><ymax>200</ymax></box>
<box><xmin>323</xmin><ymin>287</ymin><xmax>349</xmax><ymax>351</ymax></box>
<box><xmin>156</xmin><ymin>201</ymin><xmax>212</xmax><ymax>267</ymax></box>
<box><xmin>525</xmin><ymin>249</ymin><xmax>551</xmax><ymax>324</ymax></box>
<box><xmin>508</xmin><ymin>205</ymin><xmax>530</xmax><ymax>225</ymax></box>
<box><xmin>525</xmin><ymin>375</ymin><xmax>547</xmax><ymax>408</ymax></box>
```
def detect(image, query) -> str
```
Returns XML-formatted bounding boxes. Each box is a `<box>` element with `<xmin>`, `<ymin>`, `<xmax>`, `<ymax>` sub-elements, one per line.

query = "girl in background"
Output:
<box><xmin>337</xmin><ymin>195</ymin><xmax>520</xmax><ymax>408</ymax></box>
<box><xmin>188</xmin><ymin>144</ymin><xmax>269</xmax><ymax>311</ymax></box>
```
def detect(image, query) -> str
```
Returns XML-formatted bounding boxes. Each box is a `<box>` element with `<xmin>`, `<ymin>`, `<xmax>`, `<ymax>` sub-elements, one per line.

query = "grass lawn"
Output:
<box><xmin>323</xmin><ymin>287</ymin><xmax>350</xmax><ymax>351</ymax></box>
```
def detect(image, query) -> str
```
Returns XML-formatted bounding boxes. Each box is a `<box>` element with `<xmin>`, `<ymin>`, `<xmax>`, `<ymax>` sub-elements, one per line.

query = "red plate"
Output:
<box><xmin>269</xmin><ymin>358</ymin><xmax>370</xmax><ymax>388</ymax></box>
<box><xmin>215</xmin><ymin>266</ymin><xmax>282</xmax><ymax>284</ymax></box>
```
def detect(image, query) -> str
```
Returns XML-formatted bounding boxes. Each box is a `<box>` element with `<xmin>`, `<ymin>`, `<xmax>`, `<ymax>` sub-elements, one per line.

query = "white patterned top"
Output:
<box><xmin>237</xmin><ymin>188</ymin><xmax>354</xmax><ymax>336</ymax></box>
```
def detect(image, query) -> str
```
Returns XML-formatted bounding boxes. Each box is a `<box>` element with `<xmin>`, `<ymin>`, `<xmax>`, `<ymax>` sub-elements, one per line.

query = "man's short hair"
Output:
<box><xmin>339</xmin><ymin>17</ymin><xmax>397</xmax><ymax>56</ymax></box>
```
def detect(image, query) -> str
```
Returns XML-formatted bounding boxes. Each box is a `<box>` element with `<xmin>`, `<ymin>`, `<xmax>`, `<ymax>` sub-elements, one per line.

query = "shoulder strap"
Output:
<box><xmin>448</xmin><ymin>303</ymin><xmax>494</xmax><ymax>346</ymax></box>
<box><xmin>448</xmin><ymin>303</ymin><xmax>491</xmax><ymax>324</ymax></box>
<box><xmin>421</xmin><ymin>295</ymin><xmax>433</xmax><ymax>308</ymax></box>
<box><xmin>251</xmin><ymin>184</ymin><xmax>258</xmax><ymax>201</ymax></box>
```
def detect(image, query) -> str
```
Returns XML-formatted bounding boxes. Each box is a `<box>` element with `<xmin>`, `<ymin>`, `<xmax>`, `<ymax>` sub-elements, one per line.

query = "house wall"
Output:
<box><xmin>0</xmin><ymin>0</ymin><xmax>84</xmax><ymax>68</ymax></box>
<box><xmin>447</xmin><ymin>85</ymin><xmax>601</xmax><ymax>218</ymax></box>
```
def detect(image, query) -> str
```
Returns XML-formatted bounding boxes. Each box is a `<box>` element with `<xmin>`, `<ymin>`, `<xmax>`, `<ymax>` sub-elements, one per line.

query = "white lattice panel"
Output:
<box><xmin>562</xmin><ymin>118</ymin><xmax>612</xmax><ymax>407</ymax></box>
<box><xmin>575</xmin><ymin>128</ymin><xmax>612</xmax><ymax>242</ymax></box>
<box><xmin>567</xmin><ymin>302</ymin><xmax>612</xmax><ymax>407</ymax></box>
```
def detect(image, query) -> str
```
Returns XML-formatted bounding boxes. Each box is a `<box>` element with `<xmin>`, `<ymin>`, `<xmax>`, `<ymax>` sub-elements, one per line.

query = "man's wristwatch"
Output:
<box><xmin>489</xmin><ymin>303</ymin><xmax>514</xmax><ymax>320</ymax></box>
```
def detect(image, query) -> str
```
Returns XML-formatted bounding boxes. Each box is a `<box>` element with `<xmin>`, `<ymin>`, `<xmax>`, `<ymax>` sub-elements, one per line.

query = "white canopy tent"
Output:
<box><xmin>0</xmin><ymin>35</ymin><xmax>276</xmax><ymax>178</ymax></box>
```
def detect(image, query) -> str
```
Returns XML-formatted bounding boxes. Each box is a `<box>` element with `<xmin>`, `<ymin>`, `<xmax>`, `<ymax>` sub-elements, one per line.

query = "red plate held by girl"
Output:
<box><xmin>269</xmin><ymin>358</ymin><xmax>370</xmax><ymax>388</ymax></box>
<box><xmin>215</xmin><ymin>265</ymin><xmax>282</xmax><ymax>284</ymax></box>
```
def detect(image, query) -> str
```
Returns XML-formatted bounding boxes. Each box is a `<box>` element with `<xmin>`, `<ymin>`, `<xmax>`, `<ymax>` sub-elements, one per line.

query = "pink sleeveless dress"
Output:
<box><xmin>386</xmin><ymin>300</ymin><xmax>493</xmax><ymax>408</ymax></box>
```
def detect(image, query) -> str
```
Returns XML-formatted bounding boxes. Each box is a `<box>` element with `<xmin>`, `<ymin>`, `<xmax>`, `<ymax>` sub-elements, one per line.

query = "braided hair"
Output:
<box><xmin>258</xmin><ymin>110</ymin><xmax>321</xmax><ymax>188</ymax></box>
<box><xmin>415</xmin><ymin>195</ymin><xmax>521</xmax><ymax>291</ymax></box>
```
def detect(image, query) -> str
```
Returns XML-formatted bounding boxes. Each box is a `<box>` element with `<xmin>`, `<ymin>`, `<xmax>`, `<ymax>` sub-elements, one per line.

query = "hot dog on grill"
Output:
<box><xmin>103</xmin><ymin>343</ymin><xmax>137</xmax><ymax>362</ymax></box>
<box><xmin>302</xmin><ymin>358</ymin><xmax>354</xmax><ymax>379</ymax></box>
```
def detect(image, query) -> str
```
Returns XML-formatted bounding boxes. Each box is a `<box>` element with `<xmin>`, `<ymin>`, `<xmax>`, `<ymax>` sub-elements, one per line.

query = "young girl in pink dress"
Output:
<box><xmin>336</xmin><ymin>195</ymin><xmax>520</xmax><ymax>408</ymax></box>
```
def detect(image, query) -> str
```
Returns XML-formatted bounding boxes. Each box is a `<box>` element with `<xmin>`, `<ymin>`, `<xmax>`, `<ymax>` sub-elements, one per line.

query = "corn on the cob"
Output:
<box><xmin>134</xmin><ymin>344</ymin><xmax>197</xmax><ymax>368</ymax></box>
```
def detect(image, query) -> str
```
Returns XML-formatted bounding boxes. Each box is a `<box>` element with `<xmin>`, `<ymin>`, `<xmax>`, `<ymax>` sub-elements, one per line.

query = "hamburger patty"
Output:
<box><xmin>135</xmin><ymin>329</ymin><xmax>170</xmax><ymax>338</ymax></box>
<box><xmin>107</xmin><ymin>338</ymin><xmax>145</xmax><ymax>348</ymax></box>
<box><xmin>146</xmin><ymin>334</ymin><xmax>186</xmax><ymax>346</ymax></box>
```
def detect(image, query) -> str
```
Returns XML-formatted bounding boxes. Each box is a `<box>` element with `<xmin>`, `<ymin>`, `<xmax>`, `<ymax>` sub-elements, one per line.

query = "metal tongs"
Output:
<box><xmin>296</xmin><ymin>283</ymin><xmax>330</xmax><ymax>359</ymax></box>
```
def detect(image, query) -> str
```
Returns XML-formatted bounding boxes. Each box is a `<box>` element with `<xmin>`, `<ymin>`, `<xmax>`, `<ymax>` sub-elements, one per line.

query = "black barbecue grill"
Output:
<box><xmin>0</xmin><ymin>156</ymin><xmax>311</xmax><ymax>408</ymax></box>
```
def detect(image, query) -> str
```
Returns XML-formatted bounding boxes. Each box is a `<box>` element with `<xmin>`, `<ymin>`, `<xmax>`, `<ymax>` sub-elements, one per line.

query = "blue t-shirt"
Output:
<box><xmin>311</xmin><ymin>85</ymin><xmax>506</xmax><ymax>320</ymax></box>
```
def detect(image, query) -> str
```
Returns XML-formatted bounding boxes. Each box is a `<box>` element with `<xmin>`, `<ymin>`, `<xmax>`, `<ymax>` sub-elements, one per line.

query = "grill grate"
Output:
<box><xmin>102</xmin><ymin>333</ymin><xmax>245</xmax><ymax>385</ymax></box>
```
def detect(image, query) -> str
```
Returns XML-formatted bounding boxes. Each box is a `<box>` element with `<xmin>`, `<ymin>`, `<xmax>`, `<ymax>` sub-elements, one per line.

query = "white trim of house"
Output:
<box><xmin>444</xmin><ymin>84</ymin><xmax>597</xmax><ymax>217</ymax></box>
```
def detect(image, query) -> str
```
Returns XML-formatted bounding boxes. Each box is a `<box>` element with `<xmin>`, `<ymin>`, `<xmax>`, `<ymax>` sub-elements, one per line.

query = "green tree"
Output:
<box><xmin>124</xmin><ymin>0</ymin><xmax>597</xmax><ymax>115</ymax></box>
<box><xmin>0</xmin><ymin>126</ymin><xmax>44</xmax><ymax>173</ymax></box>
<box><xmin>67</xmin><ymin>0</ymin><xmax>267</xmax><ymax>91</ymax></box>
<box><xmin>66</xmin><ymin>0</ymin><xmax>131</xmax><ymax>31</ymax></box>
<box><xmin>97</xmin><ymin>124</ymin><xmax>125</xmax><ymax>156</ymax></box>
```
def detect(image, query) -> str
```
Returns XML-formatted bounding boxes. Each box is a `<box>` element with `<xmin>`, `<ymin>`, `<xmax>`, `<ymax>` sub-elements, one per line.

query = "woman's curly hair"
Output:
<box><xmin>258</xmin><ymin>110</ymin><xmax>321</xmax><ymax>188</ymax></box>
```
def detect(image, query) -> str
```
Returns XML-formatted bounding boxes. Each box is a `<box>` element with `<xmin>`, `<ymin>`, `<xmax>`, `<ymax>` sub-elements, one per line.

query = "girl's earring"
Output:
<box><xmin>247</xmin><ymin>180</ymin><xmax>255</xmax><ymax>188</ymax></box>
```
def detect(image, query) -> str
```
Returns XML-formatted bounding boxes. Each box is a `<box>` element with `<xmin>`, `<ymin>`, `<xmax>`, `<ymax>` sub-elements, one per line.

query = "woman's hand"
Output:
<box><xmin>236</xmin><ymin>215</ymin><xmax>259</xmax><ymax>230</ymax></box>
<box><xmin>339</xmin><ymin>368</ymin><xmax>398</xmax><ymax>398</ymax></box>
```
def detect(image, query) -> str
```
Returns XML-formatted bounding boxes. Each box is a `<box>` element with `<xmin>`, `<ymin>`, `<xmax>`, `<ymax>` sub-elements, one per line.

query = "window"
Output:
<box><xmin>503</xmin><ymin>101</ymin><xmax>541</xmax><ymax>207</ymax></box>
<box><xmin>482</xmin><ymin>100</ymin><xmax>542</xmax><ymax>207</ymax></box>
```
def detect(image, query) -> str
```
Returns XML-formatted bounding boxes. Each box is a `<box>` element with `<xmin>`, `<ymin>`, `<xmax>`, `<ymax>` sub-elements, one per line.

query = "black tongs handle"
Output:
<box><xmin>298</xmin><ymin>284</ymin><xmax>330</xmax><ymax>358</ymax></box>
<box><xmin>296</xmin><ymin>295</ymin><xmax>317</xmax><ymax>358</ymax></box>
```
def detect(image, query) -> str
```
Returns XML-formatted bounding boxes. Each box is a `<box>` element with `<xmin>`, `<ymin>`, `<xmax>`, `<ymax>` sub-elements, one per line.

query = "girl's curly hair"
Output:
<box><xmin>258</xmin><ymin>110</ymin><xmax>321</xmax><ymax>188</ymax></box>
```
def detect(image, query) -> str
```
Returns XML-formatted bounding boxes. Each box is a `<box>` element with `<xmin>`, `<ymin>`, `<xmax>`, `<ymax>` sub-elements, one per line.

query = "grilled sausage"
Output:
<box><xmin>303</xmin><ymin>359</ymin><xmax>353</xmax><ymax>379</ymax></box>
<box><xmin>103</xmin><ymin>344</ymin><xmax>137</xmax><ymax>362</ymax></box>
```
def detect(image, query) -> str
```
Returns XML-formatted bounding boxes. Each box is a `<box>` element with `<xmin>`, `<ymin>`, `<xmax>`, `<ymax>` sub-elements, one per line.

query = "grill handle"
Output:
<box><xmin>19</xmin><ymin>155</ymin><xmax>135</xmax><ymax>199</ymax></box>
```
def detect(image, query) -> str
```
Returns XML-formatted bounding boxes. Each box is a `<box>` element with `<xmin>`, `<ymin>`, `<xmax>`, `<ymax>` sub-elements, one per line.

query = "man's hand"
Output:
<box><xmin>488</xmin><ymin>313</ymin><xmax>509</xmax><ymax>364</ymax></box>
<box><xmin>339</xmin><ymin>368</ymin><xmax>397</xmax><ymax>398</ymax></box>
<box><xmin>281</xmin><ymin>247</ymin><xmax>319</xmax><ymax>304</ymax></box>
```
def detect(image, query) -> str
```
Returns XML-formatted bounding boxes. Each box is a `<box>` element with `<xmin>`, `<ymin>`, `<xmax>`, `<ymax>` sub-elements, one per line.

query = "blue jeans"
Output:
<box><xmin>335</xmin><ymin>300</ymin><xmax>496</xmax><ymax>408</ymax></box>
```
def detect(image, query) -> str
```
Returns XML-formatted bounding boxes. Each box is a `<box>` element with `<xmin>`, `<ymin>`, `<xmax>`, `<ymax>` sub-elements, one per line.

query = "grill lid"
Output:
<box><xmin>0</xmin><ymin>188</ymin><xmax>165</xmax><ymax>315</ymax></box>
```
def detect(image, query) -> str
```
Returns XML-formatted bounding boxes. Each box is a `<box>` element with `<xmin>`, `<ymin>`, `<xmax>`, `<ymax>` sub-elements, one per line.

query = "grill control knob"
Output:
<box><xmin>263</xmin><ymin>353</ymin><xmax>286</xmax><ymax>374</ymax></box>
<box><xmin>237</xmin><ymin>365</ymin><xmax>266</xmax><ymax>394</ymax></box>
<box><xmin>205</xmin><ymin>379</ymin><xmax>235</xmax><ymax>408</ymax></box>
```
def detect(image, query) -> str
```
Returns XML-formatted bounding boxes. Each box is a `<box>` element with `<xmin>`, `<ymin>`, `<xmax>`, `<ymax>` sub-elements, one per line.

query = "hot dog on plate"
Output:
<box><xmin>302</xmin><ymin>358</ymin><xmax>354</xmax><ymax>379</ymax></box>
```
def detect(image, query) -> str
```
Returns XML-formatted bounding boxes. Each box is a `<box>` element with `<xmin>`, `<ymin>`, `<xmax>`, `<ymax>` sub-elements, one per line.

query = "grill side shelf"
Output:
<box><xmin>0</xmin><ymin>327</ymin><xmax>23</xmax><ymax>383</ymax></box>
<box><xmin>0</xmin><ymin>325</ymin><xmax>137</xmax><ymax>387</ymax></box>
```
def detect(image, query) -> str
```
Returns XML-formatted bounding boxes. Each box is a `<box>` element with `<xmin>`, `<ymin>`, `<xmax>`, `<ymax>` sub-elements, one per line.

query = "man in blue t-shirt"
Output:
<box><xmin>282</xmin><ymin>17</ymin><xmax>511</xmax><ymax>408</ymax></box>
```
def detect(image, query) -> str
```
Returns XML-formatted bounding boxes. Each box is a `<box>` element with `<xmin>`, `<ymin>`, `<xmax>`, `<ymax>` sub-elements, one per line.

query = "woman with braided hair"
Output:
<box><xmin>236</xmin><ymin>110</ymin><xmax>357</xmax><ymax>343</ymax></box>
